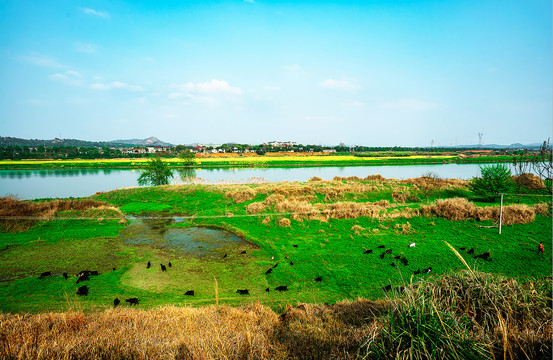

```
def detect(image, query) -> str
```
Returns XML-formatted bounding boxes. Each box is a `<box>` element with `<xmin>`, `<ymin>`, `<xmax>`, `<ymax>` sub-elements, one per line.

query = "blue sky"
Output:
<box><xmin>0</xmin><ymin>0</ymin><xmax>551</xmax><ymax>146</ymax></box>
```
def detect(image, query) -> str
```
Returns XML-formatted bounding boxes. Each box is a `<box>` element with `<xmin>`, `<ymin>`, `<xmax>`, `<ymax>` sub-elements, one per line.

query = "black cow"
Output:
<box><xmin>382</xmin><ymin>284</ymin><xmax>392</xmax><ymax>292</ymax></box>
<box><xmin>290</xmin><ymin>261</ymin><xmax>294</xmax><ymax>266</ymax></box>
<box><xmin>467</xmin><ymin>248</ymin><xmax>475</xmax><ymax>255</ymax></box>
<box><xmin>275</xmin><ymin>285</ymin><xmax>288</xmax><ymax>292</ymax></box>
<box><xmin>265</xmin><ymin>287</ymin><xmax>270</xmax><ymax>292</ymax></box>
<box><xmin>185</xmin><ymin>290</ymin><xmax>195</xmax><ymax>296</ymax></box>
<box><xmin>223</xmin><ymin>254</ymin><xmax>228</xmax><ymax>259</ymax></box>
<box><xmin>475</xmin><ymin>252</ymin><xmax>491</xmax><ymax>261</ymax></box>
<box><xmin>391</xmin><ymin>262</ymin><xmax>396</xmax><ymax>267</ymax></box>
<box><xmin>459</xmin><ymin>247</ymin><xmax>466</xmax><ymax>251</ymax></box>
<box><xmin>240</xmin><ymin>250</ymin><xmax>247</xmax><ymax>255</ymax></box>
<box><xmin>76</xmin><ymin>285</ymin><xmax>88</xmax><ymax>296</ymax></box>
<box><xmin>39</xmin><ymin>271</ymin><xmax>51</xmax><ymax>279</ymax></box>
<box><xmin>293</xmin><ymin>244</ymin><xmax>298</xmax><ymax>248</ymax></box>
<box><xmin>63</xmin><ymin>272</ymin><xmax>68</xmax><ymax>280</ymax></box>
<box><xmin>114</xmin><ymin>298</ymin><xmax>120</xmax><ymax>307</ymax></box>
<box><xmin>377</xmin><ymin>245</ymin><xmax>385</xmax><ymax>248</ymax></box>
<box><xmin>423</xmin><ymin>267</ymin><xmax>432</xmax><ymax>273</ymax></box>
<box><xmin>414</xmin><ymin>269</ymin><xmax>421</xmax><ymax>275</ymax></box>
<box><xmin>78</xmin><ymin>270</ymin><xmax>98</xmax><ymax>277</ymax></box>
<box><xmin>168</xmin><ymin>262</ymin><xmax>172</xmax><ymax>267</ymax></box>
<box><xmin>363</xmin><ymin>249</ymin><xmax>373</xmax><ymax>254</ymax></box>
<box><xmin>400</xmin><ymin>257</ymin><xmax>409</xmax><ymax>266</ymax></box>
<box><xmin>236</xmin><ymin>289</ymin><xmax>250</xmax><ymax>295</ymax></box>
<box><xmin>76</xmin><ymin>273</ymin><xmax>89</xmax><ymax>283</ymax></box>
<box><xmin>272</xmin><ymin>263</ymin><xmax>279</xmax><ymax>268</ymax></box>
<box><xmin>265</xmin><ymin>268</ymin><xmax>273</xmax><ymax>274</ymax></box>
<box><xmin>161</xmin><ymin>264</ymin><xmax>167</xmax><ymax>272</ymax></box>
<box><xmin>147</xmin><ymin>261</ymin><xmax>151</xmax><ymax>269</ymax></box>
<box><xmin>126</xmin><ymin>298</ymin><xmax>139</xmax><ymax>305</ymax></box>
<box><xmin>314</xmin><ymin>277</ymin><xmax>322</xmax><ymax>282</ymax></box>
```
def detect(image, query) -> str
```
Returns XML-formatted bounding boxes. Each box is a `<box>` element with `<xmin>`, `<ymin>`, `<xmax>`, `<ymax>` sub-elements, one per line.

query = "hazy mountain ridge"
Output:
<box><xmin>0</xmin><ymin>136</ymin><xmax>172</xmax><ymax>147</ymax></box>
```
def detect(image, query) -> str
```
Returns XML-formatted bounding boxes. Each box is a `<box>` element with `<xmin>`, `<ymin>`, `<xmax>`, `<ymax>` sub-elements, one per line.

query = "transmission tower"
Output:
<box><xmin>478</xmin><ymin>132</ymin><xmax>483</xmax><ymax>147</ymax></box>
<box><xmin>431</xmin><ymin>139</ymin><xmax>435</xmax><ymax>149</ymax></box>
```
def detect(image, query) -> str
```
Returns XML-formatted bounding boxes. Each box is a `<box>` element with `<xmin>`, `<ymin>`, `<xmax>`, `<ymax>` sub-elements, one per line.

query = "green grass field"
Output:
<box><xmin>0</xmin><ymin>178</ymin><xmax>550</xmax><ymax>313</ymax></box>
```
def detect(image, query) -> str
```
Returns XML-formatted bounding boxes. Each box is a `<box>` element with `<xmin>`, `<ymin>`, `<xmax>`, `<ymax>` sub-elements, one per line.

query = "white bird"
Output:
<box><xmin>409</xmin><ymin>243</ymin><xmax>416</xmax><ymax>248</ymax></box>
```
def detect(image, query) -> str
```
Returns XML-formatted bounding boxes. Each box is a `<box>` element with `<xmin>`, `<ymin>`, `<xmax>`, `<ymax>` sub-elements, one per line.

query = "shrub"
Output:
<box><xmin>469</xmin><ymin>164</ymin><xmax>513</xmax><ymax>201</ymax></box>
<box><xmin>279</xmin><ymin>218</ymin><xmax>291</xmax><ymax>227</ymax></box>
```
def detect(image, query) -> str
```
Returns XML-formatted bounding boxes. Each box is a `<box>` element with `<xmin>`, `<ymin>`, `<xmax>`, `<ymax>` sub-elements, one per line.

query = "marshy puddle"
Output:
<box><xmin>120</xmin><ymin>217</ymin><xmax>251</xmax><ymax>256</ymax></box>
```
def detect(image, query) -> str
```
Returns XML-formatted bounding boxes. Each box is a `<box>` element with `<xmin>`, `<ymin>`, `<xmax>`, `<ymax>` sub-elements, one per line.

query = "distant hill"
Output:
<box><xmin>108</xmin><ymin>137</ymin><xmax>172</xmax><ymax>146</ymax></box>
<box><xmin>0</xmin><ymin>136</ymin><xmax>172</xmax><ymax>147</ymax></box>
<box><xmin>449</xmin><ymin>143</ymin><xmax>545</xmax><ymax>150</ymax></box>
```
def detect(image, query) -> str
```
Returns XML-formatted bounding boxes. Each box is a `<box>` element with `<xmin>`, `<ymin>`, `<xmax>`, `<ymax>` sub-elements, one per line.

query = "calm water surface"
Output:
<box><xmin>0</xmin><ymin>164</ymin><xmax>500</xmax><ymax>200</ymax></box>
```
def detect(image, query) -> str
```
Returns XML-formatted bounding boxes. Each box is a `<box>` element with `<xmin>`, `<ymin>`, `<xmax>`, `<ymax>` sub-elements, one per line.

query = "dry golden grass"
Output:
<box><xmin>421</xmin><ymin>198</ymin><xmax>543</xmax><ymax>225</ymax></box>
<box><xmin>322</xmin><ymin>202</ymin><xmax>386</xmax><ymax>220</ymax></box>
<box><xmin>262</xmin><ymin>216</ymin><xmax>271</xmax><ymax>224</ymax></box>
<box><xmin>0</xmin><ymin>197</ymin><xmax>113</xmax><ymax>232</ymax></box>
<box><xmin>0</xmin><ymin>304</ymin><xmax>285</xmax><ymax>360</ymax></box>
<box><xmin>512</xmin><ymin>173</ymin><xmax>546</xmax><ymax>190</ymax></box>
<box><xmin>246</xmin><ymin>201</ymin><xmax>268</xmax><ymax>214</ymax></box>
<box><xmin>279</xmin><ymin>218</ymin><xmax>291</xmax><ymax>227</ymax></box>
<box><xmin>350</xmin><ymin>225</ymin><xmax>365</xmax><ymax>235</ymax></box>
<box><xmin>226</xmin><ymin>187</ymin><xmax>257</xmax><ymax>203</ymax></box>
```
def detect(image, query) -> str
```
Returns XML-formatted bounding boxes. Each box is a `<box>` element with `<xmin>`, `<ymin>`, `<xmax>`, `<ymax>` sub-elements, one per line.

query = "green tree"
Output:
<box><xmin>178</xmin><ymin>149</ymin><xmax>196</xmax><ymax>167</ymax></box>
<box><xmin>469</xmin><ymin>164</ymin><xmax>512</xmax><ymax>201</ymax></box>
<box><xmin>137</xmin><ymin>157</ymin><xmax>173</xmax><ymax>186</ymax></box>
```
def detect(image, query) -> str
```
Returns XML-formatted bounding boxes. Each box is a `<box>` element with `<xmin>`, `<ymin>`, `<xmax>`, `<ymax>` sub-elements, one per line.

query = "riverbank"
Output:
<box><xmin>0</xmin><ymin>154</ymin><xmax>515</xmax><ymax>170</ymax></box>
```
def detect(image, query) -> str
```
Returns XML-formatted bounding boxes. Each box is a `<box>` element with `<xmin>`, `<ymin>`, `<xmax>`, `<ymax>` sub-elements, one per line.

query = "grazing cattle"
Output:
<box><xmin>126</xmin><ymin>298</ymin><xmax>139</xmax><ymax>305</ymax></box>
<box><xmin>363</xmin><ymin>249</ymin><xmax>373</xmax><ymax>254</ymax></box>
<box><xmin>112</xmin><ymin>268</ymin><xmax>116</xmax><ymax>271</ymax></box>
<box><xmin>240</xmin><ymin>250</ymin><xmax>247</xmax><ymax>255</ymax></box>
<box><xmin>285</xmin><ymin>254</ymin><xmax>289</xmax><ymax>259</ymax></box>
<box><xmin>185</xmin><ymin>290</ymin><xmax>194</xmax><ymax>296</ymax></box>
<box><xmin>147</xmin><ymin>261</ymin><xmax>151</xmax><ymax>269</ymax></box>
<box><xmin>63</xmin><ymin>272</ymin><xmax>68</xmax><ymax>280</ymax></box>
<box><xmin>382</xmin><ymin>284</ymin><xmax>392</xmax><ymax>292</ymax></box>
<box><xmin>160</xmin><ymin>264</ymin><xmax>167</xmax><ymax>272</ymax></box>
<box><xmin>76</xmin><ymin>273</ymin><xmax>89</xmax><ymax>283</ymax></box>
<box><xmin>384</xmin><ymin>249</ymin><xmax>392</xmax><ymax>255</ymax></box>
<box><xmin>423</xmin><ymin>267</ymin><xmax>432</xmax><ymax>273</ymax></box>
<box><xmin>377</xmin><ymin>245</ymin><xmax>385</xmax><ymax>248</ymax></box>
<box><xmin>394</xmin><ymin>255</ymin><xmax>401</xmax><ymax>259</ymax></box>
<box><xmin>265</xmin><ymin>287</ymin><xmax>270</xmax><ymax>292</ymax></box>
<box><xmin>414</xmin><ymin>269</ymin><xmax>421</xmax><ymax>275</ymax></box>
<box><xmin>265</xmin><ymin>268</ymin><xmax>273</xmax><ymax>275</ymax></box>
<box><xmin>391</xmin><ymin>262</ymin><xmax>396</xmax><ymax>267</ymax></box>
<box><xmin>459</xmin><ymin>247</ymin><xmax>466</xmax><ymax>251</ymax></box>
<box><xmin>39</xmin><ymin>271</ymin><xmax>51</xmax><ymax>279</ymax></box>
<box><xmin>380</xmin><ymin>252</ymin><xmax>387</xmax><ymax>260</ymax></box>
<box><xmin>78</xmin><ymin>270</ymin><xmax>98</xmax><ymax>277</ymax></box>
<box><xmin>272</xmin><ymin>263</ymin><xmax>279</xmax><ymax>268</ymax></box>
<box><xmin>397</xmin><ymin>286</ymin><xmax>406</xmax><ymax>294</ymax></box>
<box><xmin>275</xmin><ymin>286</ymin><xmax>288</xmax><ymax>292</ymax></box>
<box><xmin>290</xmin><ymin>261</ymin><xmax>294</xmax><ymax>266</ymax></box>
<box><xmin>467</xmin><ymin>248</ymin><xmax>475</xmax><ymax>255</ymax></box>
<box><xmin>168</xmin><ymin>262</ymin><xmax>172</xmax><ymax>267</ymax></box>
<box><xmin>236</xmin><ymin>289</ymin><xmax>250</xmax><ymax>295</ymax></box>
<box><xmin>293</xmin><ymin>244</ymin><xmax>298</xmax><ymax>248</ymax></box>
<box><xmin>114</xmin><ymin>298</ymin><xmax>120</xmax><ymax>307</ymax></box>
<box><xmin>270</xmin><ymin>256</ymin><xmax>274</xmax><ymax>260</ymax></box>
<box><xmin>400</xmin><ymin>258</ymin><xmax>409</xmax><ymax>266</ymax></box>
<box><xmin>314</xmin><ymin>277</ymin><xmax>322</xmax><ymax>282</ymax></box>
<box><xmin>223</xmin><ymin>254</ymin><xmax>228</xmax><ymax>259</ymax></box>
<box><xmin>409</xmin><ymin>243</ymin><xmax>416</xmax><ymax>248</ymax></box>
<box><xmin>76</xmin><ymin>285</ymin><xmax>88</xmax><ymax>296</ymax></box>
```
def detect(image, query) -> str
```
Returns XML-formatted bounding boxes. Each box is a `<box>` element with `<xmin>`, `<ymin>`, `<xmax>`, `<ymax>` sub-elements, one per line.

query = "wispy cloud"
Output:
<box><xmin>90</xmin><ymin>81</ymin><xmax>144</xmax><ymax>91</ymax></box>
<box><xmin>18</xmin><ymin>53</ymin><xmax>65</xmax><ymax>68</ymax></box>
<box><xmin>74</xmin><ymin>42</ymin><xmax>98</xmax><ymax>54</ymax></box>
<box><xmin>318</xmin><ymin>78</ymin><xmax>356</xmax><ymax>90</ymax></box>
<box><xmin>381</xmin><ymin>98</ymin><xmax>438</xmax><ymax>111</ymax></box>
<box><xmin>48</xmin><ymin>71</ymin><xmax>84</xmax><ymax>86</ymax></box>
<box><xmin>80</xmin><ymin>7</ymin><xmax>110</xmax><ymax>19</ymax></box>
<box><xmin>171</xmin><ymin>79</ymin><xmax>243</xmax><ymax>95</ymax></box>
<box><xmin>284</xmin><ymin>64</ymin><xmax>300</xmax><ymax>71</ymax></box>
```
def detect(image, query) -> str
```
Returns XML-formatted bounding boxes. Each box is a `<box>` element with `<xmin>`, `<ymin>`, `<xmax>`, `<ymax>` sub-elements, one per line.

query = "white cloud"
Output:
<box><xmin>18</xmin><ymin>53</ymin><xmax>64</xmax><ymax>68</ymax></box>
<box><xmin>90</xmin><ymin>81</ymin><xmax>144</xmax><ymax>91</ymax></box>
<box><xmin>318</xmin><ymin>79</ymin><xmax>356</xmax><ymax>90</ymax></box>
<box><xmin>80</xmin><ymin>7</ymin><xmax>110</xmax><ymax>18</ymax></box>
<box><xmin>381</xmin><ymin>98</ymin><xmax>438</xmax><ymax>111</ymax></box>
<box><xmin>172</xmin><ymin>79</ymin><xmax>242</xmax><ymax>94</ymax></box>
<box><xmin>48</xmin><ymin>71</ymin><xmax>84</xmax><ymax>86</ymax></box>
<box><xmin>264</xmin><ymin>86</ymin><xmax>281</xmax><ymax>91</ymax></box>
<box><xmin>74</xmin><ymin>42</ymin><xmax>98</xmax><ymax>54</ymax></box>
<box><xmin>341</xmin><ymin>101</ymin><xmax>365</xmax><ymax>108</ymax></box>
<box><xmin>284</xmin><ymin>64</ymin><xmax>300</xmax><ymax>71</ymax></box>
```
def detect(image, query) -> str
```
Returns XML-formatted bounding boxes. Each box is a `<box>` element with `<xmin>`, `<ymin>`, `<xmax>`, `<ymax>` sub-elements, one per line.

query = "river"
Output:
<box><xmin>0</xmin><ymin>164</ymin><xmax>500</xmax><ymax>200</ymax></box>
